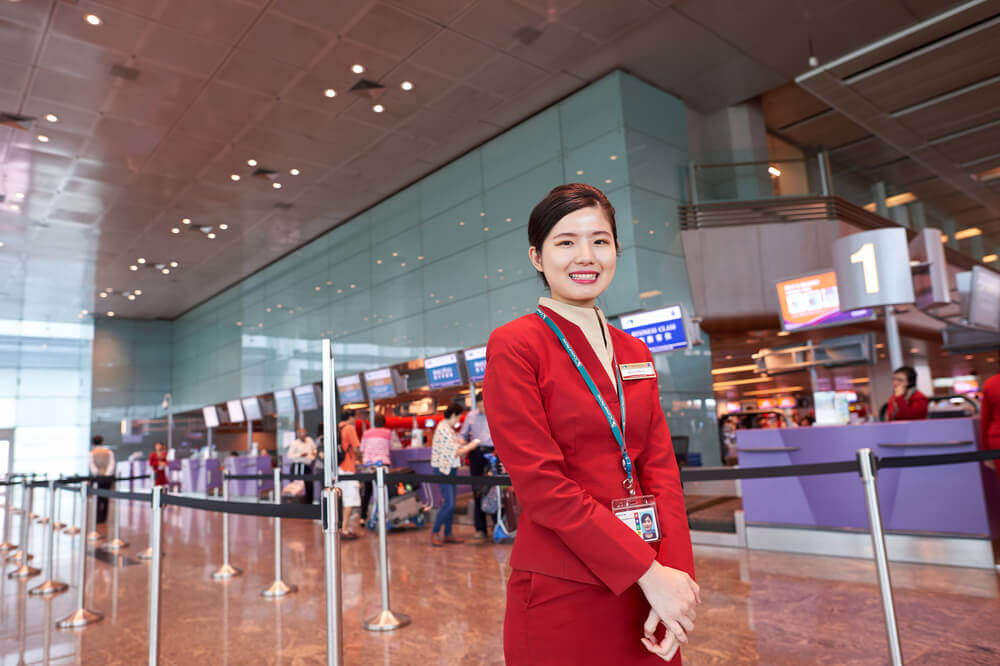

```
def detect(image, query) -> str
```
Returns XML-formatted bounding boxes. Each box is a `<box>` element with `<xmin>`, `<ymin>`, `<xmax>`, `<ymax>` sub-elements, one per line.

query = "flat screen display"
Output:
<box><xmin>241</xmin><ymin>397</ymin><xmax>262</xmax><ymax>421</ymax></box>
<box><xmin>363</xmin><ymin>368</ymin><xmax>397</xmax><ymax>400</ymax></box>
<box><xmin>226</xmin><ymin>399</ymin><xmax>245</xmax><ymax>423</ymax></box>
<box><xmin>425</xmin><ymin>353</ymin><xmax>464</xmax><ymax>389</ymax></box>
<box><xmin>968</xmin><ymin>265</ymin><xmax>1000</xmax><ymax>332</ymax></box>
<box><xmin>273</xmin><ymin>389</ymin><xmax>295</xmax><ymax>415</ymax></box>
<box><xmin>776</xmin><ymin>271</ymin><xmax>874</xmax><ymax>331</ymax></box>
<box><xmin>756</xmin><ymin>398</ymin><xmax>776</xmax><ymax>410</ymax></box>
<box><xmin>463</xmin><ymin>346</ymin><xmax>487</xmax><ymax>382</ymax></box>
<box><xmin>620</xmin><ymin>305</ymin><xmax>688</xmax><ymax>353</ymax></box>
<box><xmin>725</xmin><ymin>402</ymin><xmax>741</xmax><ymax>414</ymax></box>
<box><xmin>336</xmin><ymin>375</ymin><xmax>365</xmax><ymax>404</ymax></box>
<box><xmin>777</xmin><ymin>396</ymin><xmax>797</xmax><ymax>409</ymax></box>
<box><xmin>293</xmin><ymin>384</ymin><xmax>318</xmax><ymax>411</ymax></box>
<box><xmin>814</xmin><ymin>391</ymin><xmax>850</xmax><ymax>426</ymax></box>
<box><xmin>202</xmin><ymin>406</ymin><xmax>219</xmax><ymax>429</ymax></box>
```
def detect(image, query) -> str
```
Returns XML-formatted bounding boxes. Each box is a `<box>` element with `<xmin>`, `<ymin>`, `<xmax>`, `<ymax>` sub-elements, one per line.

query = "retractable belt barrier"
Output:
<box><xmin>159</xmin><ymin>493</ymin><xmax>320</xmax><ymax>520</ymax></box>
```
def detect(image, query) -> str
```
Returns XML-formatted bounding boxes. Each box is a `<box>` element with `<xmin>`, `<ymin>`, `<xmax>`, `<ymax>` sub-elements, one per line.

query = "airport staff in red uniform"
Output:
<box><xmin>980</xmin><ymin>372</ymin><xmax>1000</xmax><ymax>481</ymax></box>
<box><xmin>485</xmin><ymin>184</ymin><xmax>698</xmax><ymax>665</ymax></box>
<box><xmin>887</xmin><ymin>366</ymin><xmax>929</xmax><ymax>421</ymax></box>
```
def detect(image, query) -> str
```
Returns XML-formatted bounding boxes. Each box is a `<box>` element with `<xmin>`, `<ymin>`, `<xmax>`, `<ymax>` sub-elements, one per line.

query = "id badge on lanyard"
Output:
<box><xmin>536</xmin><ymin>308</ymin><xmax>663</xmax><ymax>544</ymax></box>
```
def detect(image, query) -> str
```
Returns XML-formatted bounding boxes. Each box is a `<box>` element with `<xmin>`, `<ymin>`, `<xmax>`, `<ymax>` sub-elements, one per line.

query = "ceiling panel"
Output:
<box><xmin>829</xmin><ymin>137</ymin><xmax>904</xmax><ymax>170</ymax></box>
<box><xmin>270</xmin><ymin>0</ymin><xmax>371</xmax><ymax>29</ymax></box>
<box><xmin>50</xmin><ymin>2</ymin><xmax>150</xmax><ymax>54</ymax></box>
<box><xmin>780</xmin><ymin>110</ymin><xmax>870</xmax><ymax>149</ymax></box>
<box><xmin>345</xmin><ymin>3</ymin><xmax>439</xmax><ymax>59</ymax></box>
<box><xmin>159</xmin><ymin>0</ymin><xmax>259</xmax><ymax>43</ymax></box>
<box><xmin>240</xmin><ymin>12</ymin><xmax>329</xmax><ymax>68</ymax></box>
<box><xmin>0</xmin><ymin>18</ymin><xmax>42</xmax><ymax>64</ymax></box>
<box><xmin>894</xmin><ymin>76</ymin><xmax>1000</xmax><ymax>141</ymax></box>
<box><xmin>932</xmin><ymin>120</ymin><xmax>1000</xmax><ymax>164</ymax></box>
<box><xmin>409</xmin><ymin>29</ymin><xmax>495</xmax><ymax>80</ymax></box>
<box><xmin>139</xmin><ymin>25</ymin><xmax>231</xmax><ymax>77</ymax></box>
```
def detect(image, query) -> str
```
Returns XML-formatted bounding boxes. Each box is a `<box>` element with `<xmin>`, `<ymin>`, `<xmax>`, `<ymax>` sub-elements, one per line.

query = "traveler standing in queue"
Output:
<box><xmin>429</xmin><ymin>404</ymin><xmax>480</xmax><ymax>547</ymax></box>
<box><xmin>981</xmin><ymin>370</ymin><xmax>1000</xmax><ymax>481</ymax></box>
<box><xmin>460</xmin><ymin>391</ymin><xmax>497</xmax><ymax>541</ymax></box>
<box><xmin>148</xmin><ymin>441</ymin><xmax>168</xmax><ymax>486</ymax></box>
<box><xmin>89</xmin><ymin>435</ymin><xmax>115</xmax><ymax>524</ymax></box>
<box><xmin>484</xmin><ymin>184</ymin><xmax>698</xmax><ymax>664</ymax></box>
<box><xmin>286</xmin><ymin>427</ymin><xmax>317</xmax><ymax>503</ymax></box>
<box><xmin>337</xmin><ymin>411</ymin><xmax>362</xmax><ymax>539</ymax></box>
<box><xmin>887</xmin><ymin>365</ymin><xmax>928</xmax><ymax>421</ymax></box>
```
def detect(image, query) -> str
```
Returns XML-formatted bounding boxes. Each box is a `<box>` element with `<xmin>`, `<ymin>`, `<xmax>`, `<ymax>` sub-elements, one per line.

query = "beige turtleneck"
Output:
<box><xmin>539</xmin><ymin>297</ymin><xmax>615</xmax><ymax>386</ymax></box>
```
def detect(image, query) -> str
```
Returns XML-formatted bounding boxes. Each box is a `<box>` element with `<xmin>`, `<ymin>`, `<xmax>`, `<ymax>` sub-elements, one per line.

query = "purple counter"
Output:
<box><xmin>225</xmin><ymin>455</ymin><xmax>272</xmax><ymax>497</ymax></box>
<box><xmin>390</xmin><ymin>447</ymin><xmax>470</xmax><ymax>507</ymax></box>
<box><xmin>737</xmin><ymin>418</ymin><xmax>1000</xmax><ymax>537</ymax></box>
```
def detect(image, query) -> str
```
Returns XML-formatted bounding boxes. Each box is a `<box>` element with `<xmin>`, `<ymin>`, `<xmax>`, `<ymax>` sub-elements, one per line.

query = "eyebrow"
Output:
<box><xmin>550</xmin><ymin>230</ymin><xmax>613</xmax><ymax>239</ymax></box>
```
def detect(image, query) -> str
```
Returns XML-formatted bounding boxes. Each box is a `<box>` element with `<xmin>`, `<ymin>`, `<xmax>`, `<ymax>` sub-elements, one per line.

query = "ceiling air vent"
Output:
<box><xmin>514</xmin><ymin>26</ymin><xmax>543</xmax><ymax>46</ymax></box>
<box><xmin>350</xmin><ymin>79</ymin><xmax>385</xmax><ymax>100</ymax></box>
<box><xmin>253</xmin><ymin>167</ymin><xmax>279</xmax><ymax>181</ymax></box>
<box><xmin>0</xmin><ymin>112</ymin><xmax>35</xmax><ymax>131</ymax></box>
<box><xmin>110</xmin><ymin>64</ymin><xmax>140</xmax><ymax>81</ymax></box>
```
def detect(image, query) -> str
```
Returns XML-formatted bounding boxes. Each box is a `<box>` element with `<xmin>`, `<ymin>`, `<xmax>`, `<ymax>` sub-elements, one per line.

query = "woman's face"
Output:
<box><xmin>447</xmin><ymin>414</ymin><xmax>461</xmax><ymax>427</ymax></box>
<box><xmin>529</xmin><ymin>206</ymin><xmax>616</xmax><ymax>308</ymax></box>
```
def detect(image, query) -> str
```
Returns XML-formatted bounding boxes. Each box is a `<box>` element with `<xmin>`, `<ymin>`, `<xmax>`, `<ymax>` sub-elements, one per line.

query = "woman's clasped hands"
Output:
<box><xmin>637</xmin><ymin>561</ymin><xmax>701</xmax><ymax>661</ymax></box>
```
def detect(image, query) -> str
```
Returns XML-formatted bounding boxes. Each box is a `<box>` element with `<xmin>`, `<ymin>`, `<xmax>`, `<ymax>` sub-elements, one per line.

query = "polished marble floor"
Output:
<box><xmin>1</xmin><ymin>497</ymin><xmax>999</xmax><ymax>665</ymax></box>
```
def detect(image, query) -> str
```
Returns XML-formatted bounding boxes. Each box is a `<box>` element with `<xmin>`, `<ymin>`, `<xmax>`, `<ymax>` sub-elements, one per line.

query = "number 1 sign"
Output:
<box><xmin>832</xmin><ymin>228</ymin><xmax>915</xmax><ymax>310</ymax></box>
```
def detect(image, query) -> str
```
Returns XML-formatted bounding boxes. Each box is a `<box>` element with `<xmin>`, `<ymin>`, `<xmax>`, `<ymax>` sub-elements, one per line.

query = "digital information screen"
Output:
<box><xmin>202</xmin><ymin>406</ymin><xmax>219</xmax><ymax>428</ymax></box>
<box><xmin>336</xmin><ymin>375</ymin><xmax>366</xmax><ymax>404</ymax></box>
<box><xmin>776</xmin><ymin>271</ymin><xmax>874</xmax><ymax>331</ymax></box>
<box><xmin>293</xmin><ymin>384</ymin><xmax>318</xmax><ymax>411</ymax></box>
<box><xmin>363</xmin><ymin>368</ymin><xmax>397</xmax><ymax>400</ymax></box>
<box><xmin>969</xmin><ymin>266</ymin><xmax>1000</xmax><ymax>332</ymax></box>
<box><xmin>463</xmin><ymin>346</ymin><xmax>487</xmax><ymax>382</ymax></box>
<box><xmin>273</xmin><ymin>389</ymin><xmax>295</xmax><ymax>415</ymax></box>
<box><xmin>226</xmin><ymin>399</ymin><xmax>245</xmax><ymax>423</ymax></box>
<box><xmin>425</xmin><ymin>353</ymin><xmax>464</xmax><ymax>389</ymax></box>
<box><xmin>241</xmin><ymin>397</ymin><xmax>262</xmax><ymax>421</ymax></box>
<box><xmin>620</xmin><ymin>305</ymin><xmax>689</xmax><ymax>353</ymax></box>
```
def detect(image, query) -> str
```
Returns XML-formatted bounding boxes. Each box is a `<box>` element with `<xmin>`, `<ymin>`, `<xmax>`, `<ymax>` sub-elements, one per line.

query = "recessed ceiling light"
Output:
<box><xmin>207</xmin><ymin>232</ymin><xmax>216</xmax><ymax>239</ymax></box>
<box><xmin>106</xmin><ymin>311</ymin><xmax>115</xmax><ymax>317</ymax></box>
<box><xmin>14</xmin><ymin>193</ymin><xmax>24</xmax><ymax>200</ymax></box>
<box><xmin>161</xmin><ymin>268</ymin><xmax>170</xmax><ymax>275</ymax></box>
<box><xmin>171</xmin><ymin>227</ymin><xmax>180</xmax><ymax>234</ymax></box>
<box><xmin>372</xmin><ymin>104</ymin><xmax>384</xmax><ymax>113</ymax></box>
<box><xmin>247</xmin><ymin>159</ymin><xmax>257</xmax><ymax>167</ymax></box>
<box><xmin>219</xmin><ymin>223</ymin><xmax>229</xmax><ymax>230</ymax></box>
<box><xmin>230</xmin><ymin>174</ymin><xmax>240</xmax><ymax>181</ymax></box>
<box><xmin>81</xmin><ymin>310</ymin><xmax>88</xmax><ymax>315</ymax></box>
<box><xmin>37</xmin><ymin>135</ymin><xmax>49</xmax><ymax>143</ymax></box>
<box><xmin>182</xmin><ymin>218</ymin><xmax>191</xmax><ymax>225</ymax></box>
<box><xmin>10</xmin><ymin>204</ymin><xmax>19</xmax><ymax>212</ymax></box>
<box><xmin>134</xmin><ymin>289</ymin><xmax>142</xmax><ymax>295</ymax></box>
<box><xmin>400</xmin><ymin>81</ymin><xmax>413</xmax><ymax>91</ymax></box>
<box><xmin>324</xmin><ymin>88</ymin><xmax>336</xmax><ymax>98</ymax></box>
<box><xmin>86</xmin><ymin>14</ymin><xmax>102</xmax><ymax>26</ymax></box>
<box><xmin>99</xmin><ymin>292</ymin><xmax>108</xmax><ymax>298</ymax></box>
<box><xmin>351</xmin><ymin>64</ymin><xmax>365</xmax><ymax>74</ymax></box>
<box><xmin>129</xmin><ymin>265</ymin><xmax>138</xmax><ymax>271</ymax></box>
<box><xmin>0</xmin><ymin>241</ymin><xmax>4</xmax><ymax>248</ymax></box>
<box><xmin>609</xmin><ymin>155</ymin><xmax>617</xmax><ymax>161</ymax></box>
<box><xmin>272</xmin><ymin>182</ymin><xmax>282</xmax><ymax>189</ymax></box>
<box><xmin>137</xmin><ymin>257</ymin><xmax>146</xmax><ymax>264</ymax></box>
<box><xmin>169</xmin><ymin>260</ymin><xmax>178</xmax><ymax>268</ymax></box>
<box><xmin>128</xmin><ymin>294</ymin><xmax>136</xmax><ymax>301</ymax></box>
<box><xmin>45</xmin><ymin>113</ymin><xmax>58</xmax><ymax>123</ymax></box>
<box><xmin>289</xmin><ymin>168</ymin><xmax>300</xmax><ymax>176</ymax></box>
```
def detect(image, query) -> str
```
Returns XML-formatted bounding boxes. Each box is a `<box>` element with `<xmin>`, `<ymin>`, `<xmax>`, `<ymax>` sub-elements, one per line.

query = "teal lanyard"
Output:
<box><xmin>536</xmin><ymin>308</ymin><xmax>634</xmax><ymax>495</ymax></box>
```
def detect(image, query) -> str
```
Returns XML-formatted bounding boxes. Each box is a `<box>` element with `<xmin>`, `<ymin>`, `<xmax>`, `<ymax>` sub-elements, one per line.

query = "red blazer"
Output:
<box><xmin>981</xmin><ymin>374</ymin><xmax>1000</xmax><ymax>480</ymax></box>
<box><xmin>484</xmin><ymin>306</ymin><xmax>694</xmax><ymax>596</ymax></box>
<box><xmin>887</xmin><ymin>390</ymin><xmax>928</xmax><ymax>421</ymax></box>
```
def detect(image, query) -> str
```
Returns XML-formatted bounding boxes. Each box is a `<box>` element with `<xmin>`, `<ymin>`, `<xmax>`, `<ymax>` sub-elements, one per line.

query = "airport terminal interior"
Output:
<box><xmin>1</xmin><ymin>0</ymin><xmax>1000</xmax><ymax>663</ymax></box>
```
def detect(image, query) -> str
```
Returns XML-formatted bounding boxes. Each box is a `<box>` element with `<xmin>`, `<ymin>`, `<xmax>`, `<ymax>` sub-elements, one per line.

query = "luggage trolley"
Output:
<box><xmin>364</xmin><ymin>465</ymin><xmax>431</xmax><ymax>531</ymax></box>
<box><xmin>483</xmin><ymin>453</ymin><xmax>518</xmax><ymax>543</ymax></box>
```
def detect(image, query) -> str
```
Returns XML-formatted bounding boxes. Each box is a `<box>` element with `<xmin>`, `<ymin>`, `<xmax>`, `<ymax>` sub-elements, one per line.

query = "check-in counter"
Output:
<box><xmin>225</xmin><ymin>455</ymin><xmax>273</xmax><ymax>497</ymax></box>
<box><xmin>390</xmin><ymin>447</ymin><xmax>471</xmax><ymax>507</ymax></box>
<box><xmin>737</xmin><ymin>418</ymin><xmax>1000</xmax><ymax>568</ymax></box>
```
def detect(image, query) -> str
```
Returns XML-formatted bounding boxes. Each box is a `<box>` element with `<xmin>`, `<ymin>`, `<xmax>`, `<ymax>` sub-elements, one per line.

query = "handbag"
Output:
<box><xmin>480</xmin><ymin>487</ymin><xmax>499</xmax><ymax>514</ymax></box>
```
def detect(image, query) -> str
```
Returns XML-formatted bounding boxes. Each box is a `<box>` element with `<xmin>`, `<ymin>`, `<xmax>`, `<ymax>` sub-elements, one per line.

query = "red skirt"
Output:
<box><xmin>504</xmin><ymin>569</ymin><xmax>681</xmax><ymax>665</ymax></box>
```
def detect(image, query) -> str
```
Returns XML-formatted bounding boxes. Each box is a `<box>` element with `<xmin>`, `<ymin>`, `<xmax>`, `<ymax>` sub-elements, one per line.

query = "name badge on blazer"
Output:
<box><xmin>619</xmin><ymin>362</ymin><xmax>656</xmax><ymax>380</ymax></box>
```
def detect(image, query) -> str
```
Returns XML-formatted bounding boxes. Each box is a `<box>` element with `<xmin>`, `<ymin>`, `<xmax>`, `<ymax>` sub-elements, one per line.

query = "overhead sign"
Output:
<box><xmin>833</xmin><ymin>228</ymin><xmax>915</xmax><ymax>310</ymax></box>
<box><xmin>620</xmin><ymin>305</ymin><xmax>689</xmax><ymax>353</ymax></box>
<box><xmin>968</xmin><ymin>265</ymin><xmax>1000</xmax><ymax>332</ymax></box>
<box><xmin>226</xmin><ymin>399</ymin><xmax>245</xmax><ymax>423</ymax></box>
<box><xmin>241</xmin><ymin>397</ymin><xmax>262</xmax><ymax>421</ymax></box>
<box><xmin>336</xmin><ymin>375</ymin><xmax>365</xmax><ymax>404</ymax></box>
<box><xmin>776</xmin><ymin>270</ymin><xmax>874</xmax><ymax>331</ymax></box>
<box><xmin>463</xmin><ymin>346</ymin><xmax>487</xmax><ymax>382</ymax></box>
<box><xmin>363</xmin><ymin>368</ymin><xmax>397</xmax><ymax>400</ymax></box>
<box><xmin>273</xmin><ymin>389</ymin><xmax>295</xmax><ymax>415</ymax></box>
<box><xmin>293</xmin><ymin>384</ymin><xmax>318</xmax><ymax>411</ymax></box>
<box><xmin>425</xmin><ymin>353</ymin><xmax>464</xmax><ymax>389</ymax></box>
<box><xmin>909</xmin><ymin>228</ymin><xmax>950</xmax><ymax>308</ymax></box>
<box><xmin>202</xmin><ymin>406</ymin><xmax>219</xmax><ymax>429</ymax></box>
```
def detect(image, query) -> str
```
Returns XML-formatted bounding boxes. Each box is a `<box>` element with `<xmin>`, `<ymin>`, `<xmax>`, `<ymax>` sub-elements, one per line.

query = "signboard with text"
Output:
<box><xmin>425</xmin><ymin>353</ymin><xmax>464</xmax><ymax>389</ymax></box>
<box><xmin>464</xmin><ymin>346</ymin><xmax>487</xmax><ymax>382</ymax></box>
<box><xmin>833</xmin><ymin>228</ymin><xmax>915</xmax><ymax>310</ymax></box>
<box><xmin>776</xmin><ymin>270</ymin><xmax>874</xmax><ymax>331</ymax></box>
<box><xmin>363</xmin><ymin>368</ymin><xmax>397</xmax><ymax>400</ymax></box>
<box><xmin>620</xmin><ymin>305</ymin><xmax>689</xmax><ymax>353</ymax></box>
<box><xmin>336</xmin><ymin>375</ymin><xmax>366</xmax><ymax>404</ymax></box>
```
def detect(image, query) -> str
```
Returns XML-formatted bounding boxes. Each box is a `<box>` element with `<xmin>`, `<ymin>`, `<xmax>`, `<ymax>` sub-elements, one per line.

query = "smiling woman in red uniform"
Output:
<box><xmin>485</xmin><ymin>184</ymin><xmax>699</xmax><ymax>665</ymax></box>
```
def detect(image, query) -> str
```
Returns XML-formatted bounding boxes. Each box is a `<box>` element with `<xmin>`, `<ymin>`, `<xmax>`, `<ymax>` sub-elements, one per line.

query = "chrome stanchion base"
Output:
<box><xmin>212</xmin><ymin>563</ymin><xmax>242</xmax><ymax>580</ymax></box>
<box><xmin>363</xmin><ymin>610</ymin><xmax>411</xmax><ymax>631</ymax></box>
<box><xmin>86</xmin><ymin>531</ymin><xmax>102</xmax><ymax>543</ymax></box>
<box><xmin>136</xmin><ymin>546</ymin><xmax>154</xmax><ymax>560</ymax></box>
<box><xmin>52</xmin><ymin>522</ymin><xmax>66</xmax><ymax>531</ymax></box>
<box><xmin>6</xmin><ymin>549</ymin><xmax>33</xmax><ymax>562</ymax></box>
<box><xmin>0</xmin><ymin>541</ymin><xmax>17</xmax><ymax>552</ymax></box>
<box><xmin>28</xmin><ymin>513</ymin><xmax>38</xmax><ymax>520</ymax></box>
<box><xmin>36</xmin><ymin>516</ymin><xmax>50</xmax><ymax>525</ymax></box>
<box><xmin>100</xmin><ymin>539</ymin><xmax>128</xmax><ymax>552</ymax></box>
<box><xmin>260</xmin><ymin>580</ymin><xmax>297</xmax><ymax>598</ymax></box>
<box><xmin>56</xmin><ymin>608</ymin><xmax>103</xmax><ymax>629</ymax></box>
<box><xmin>29</xmin><ymin>579</ymin><xmax>69</xmax><ymax>596</ymax></box>
<box><xmin>7</xmin><ymin>563</ymin><xmax>41</xmax><ymax>579</ymax></box>
<box><xmin>63</xmin><ymin>526</ymin><xmax>80</xmax><ymax>536</ymax></box>
<box><xmin>11</xmin><ymin>508</ymin><xmax>23</xmax><ymax>515</ymax></box>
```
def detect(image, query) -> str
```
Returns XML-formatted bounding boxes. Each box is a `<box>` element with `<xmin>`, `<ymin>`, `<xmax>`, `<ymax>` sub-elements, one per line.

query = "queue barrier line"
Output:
<box><xmin>89</xmin><ymin>488</ymin><xmax>151</xmax><ymax>503</ymax></box>
<box><xmin>159</xmin><ymin>492</ymin><xmax>321</xmax><ymax>520</ymax></box>
<box><xmin>877</xmin><ymin>448</ymin><xmax>1000</xmax><ymax>469</ymax></box>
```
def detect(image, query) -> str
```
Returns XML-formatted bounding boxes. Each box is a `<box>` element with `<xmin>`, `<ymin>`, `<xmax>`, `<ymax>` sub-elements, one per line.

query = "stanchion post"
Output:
<box><xmin>86</xmin><ymin>478</ymin><xmax>102</xmax><ymax>543</ymax></box>
<box><xmin>261</xmin><ymin>467</ymin><xmax>296</xmax><ymax>598</ymax></box>
<box><xmin>36</xmin><ymin>479</ymin><xmax>50</xmax><ymax>525</ymax></box>
<box><xmin>56</xmin><ymin>482</ymin><xmax>103</xmax><ymax>628</ymax></box>
<box><xmin>0</xmin><ymin>478</ymin><xmax>18</xmax><ymax>552</ymax></box>
<box><xmin>29</xmin><ymin>480</ymin><xmax>68</xmax><ymax>595</ymax></box>
<box><xmin>148</xmin><ymin>485</ymin><xmax>163</xmax><ymax>665</ymax></box>
<box><xmin>8</xmin><ymin>480</ymin><xmax>39</xmax><ymax>577</ymax></box>
<box><xmin>322</xmin><ymin>486</ymin><xmax>343</xmax><ymax>665</ymax></box>
<box><xmin>363</xmin><ymin>463</ymin><xmax>410</xmax><ymax>631</ymax></box>
<box><xmin>63</xmin><ymin>485</ymin><xmax>80</xmax><ymax>537</ymax></box>
<box><xmin>857</xmin><ymin>448</ymin><xmax>903</xmax><ymax>666</ymax></box>
<box><xmin>212</xmin><ymin>475</ymin><xmax>241</xmax><ymax>580</ymax></box>
<box><xmin>102</xmin><ymin>476</ymin><xmax>129</xmax><ymax>552</ymax></box>
<box><xmin>137</xmin><ymin>469</ymin><xmax>156</xmax><ymax>560</ymax></box>
<box><xmin>52</xmin><ymin>479</ymin><xmax>66</xmax><ymax>531</ymax></box>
